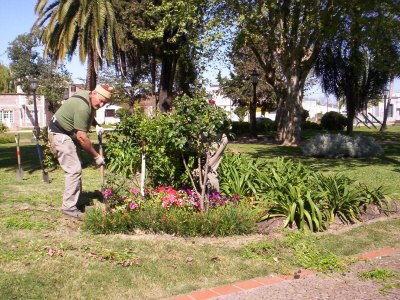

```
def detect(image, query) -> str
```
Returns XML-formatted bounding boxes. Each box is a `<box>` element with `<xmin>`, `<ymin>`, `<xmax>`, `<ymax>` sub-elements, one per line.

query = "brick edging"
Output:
<box><xmin>168</xmin><ymin>247</ymin><xmax>400</xmax><ymax>300</ymax></box>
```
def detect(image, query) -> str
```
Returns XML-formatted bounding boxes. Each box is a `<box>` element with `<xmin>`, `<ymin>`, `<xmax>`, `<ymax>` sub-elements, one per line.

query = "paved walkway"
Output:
<box><xmin>168</xmin><ymin>248</ymin><xmax>399</xmax><ymax>300</ymax></box>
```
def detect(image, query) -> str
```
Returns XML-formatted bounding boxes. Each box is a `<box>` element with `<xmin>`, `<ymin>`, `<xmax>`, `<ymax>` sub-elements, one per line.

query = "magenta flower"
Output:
<box><xmin>131</xmin><ymin>188</ymin><xmax>139</xmax><ymax>195</ymax></box>
<box><xmin>103</xmin><ymin>189</ymin><xmax>112</xmax><ymax>199</ymax></box>
<box><xmin>129</xmin><ymin>201</ymin><xmax>138</xmax><ymax>210</ymax></box>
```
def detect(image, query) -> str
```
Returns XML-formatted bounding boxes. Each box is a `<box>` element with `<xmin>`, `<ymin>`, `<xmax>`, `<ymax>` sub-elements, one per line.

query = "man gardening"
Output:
<box><xmin>48</xmin><ymin>84</ymin><xmax>113</xmax><ymax>220</ymax></box>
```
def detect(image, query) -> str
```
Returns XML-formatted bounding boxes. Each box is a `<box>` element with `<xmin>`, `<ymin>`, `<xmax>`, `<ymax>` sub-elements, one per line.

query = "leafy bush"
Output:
<box><xmin>302</xmin><ymin>120</ymin><xmax>322</xmax><ymax>130</ymax></box>
<box><xmin>0</xmin><ymin>133</ymin><xmax>14</xmax><ymax>143</ymax></box>
<box><xmin>0</xmin><ymin>122</ymin><xmax>7</xmax><ymax>133</ymax></box>
<box><xmin>257</xmin><ymin>118</ymin><xmax>277</xmax><ymax>134</ymax></box>
<box><xmin>302</xmin><ymin>133</ymin><xmax>384</xmax><ymax>158</ymax></box>
<box><xmin>39</xmin><ymin>127</ymin><xmax>58</xmax><ymax>169</ymax></box>
<box><xmin>231</xmin><ymin>121</ymin><xmax>250</xmax><ymax>136</ymax></box>
<box><xmin>106</xmin><ymin>95</ymin><xmax>231</xmax><ymax>192</ymax></box>
<box><xmin>320</xmin><ymin>111</ymin><xmax>347</xmax><ymax>131</ymax></box>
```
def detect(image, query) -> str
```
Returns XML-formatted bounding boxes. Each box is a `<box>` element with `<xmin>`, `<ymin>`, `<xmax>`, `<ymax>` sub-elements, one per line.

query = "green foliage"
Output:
<box><xmin>312</xmin><ymin>173</ymin><xmax>365</xmax><ymax>224</ymax></box>
<box><xmin>358</xmin><ymin>269</ymin><xmax>396</xmax><ymax>281</ymax></box>
<box><xmin>84</xmin><ymin>200</ymin><xmax>258</xmax><ymax>237</ymax></box>
<box><xmin>302</xmin><ymin>120</ymin><xmax>322</xmax><ymax>130</ymax></box>
<box><xmin>219</xmin><ymin>153</ymin><xmax>263</xmax><ymax>198</ymax></box>
<box><xmin>220</xmin><ymin>154</ymin><xmax>389</xmax><ymax>231</ymax></box>
<box><xmin>283</xmin><ymin>233</ymin><xmax>347</xmax><ymax>272</ymax></box>
<box><xmin>0</xmin><ymin>123</ymin><xmax>8</xmax><ymax>134</ymax></box>
<box><xmin>106</xmin><ymin>94</ymin><xmax>231</xmax><ymax>189</ymax></box>
<box><xmin>241</xmin><ymin>233</ymin><xmax>348</xmax><ymax>272</ymax></box>
<box><xmin>0</xmin><ymin>134</ymin><xmax>14</xmax><ymax>144</ymax></box>
<box><xmin>231</xmin><ymin>121</ymin><xmax>250</xmax><ymax>136</ymax></box>
<box><xmin>241</xmin><ymin>241</ymin><xmax>275</xmax><ymax>259</ymax></box>
<box><xmin>106</xmin><ymin>108</ymin><xmax>185</xmax><ymax>186</ymax></box>
<box><xmin>0</xmin><ymin>63</ymin><xmax>13</xmax><ymax>93</ymax></box>
<box><xmin>320</xmin><ymin>111</ymin><xmax>347</xmax><ymax>131</ymax></box>
<box><xmin>39</xmin><ymin>127</ymin><xmax>58</xmax><ymax>169</ymax></box>
<box><xmin>302</xmin><ymin>133</ymin><xmax>384</xmax><ymax>158</ymax></box>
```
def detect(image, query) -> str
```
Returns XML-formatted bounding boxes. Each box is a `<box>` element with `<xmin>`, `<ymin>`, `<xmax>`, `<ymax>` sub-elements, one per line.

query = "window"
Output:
<box><xmin>71</xmin><ymin>86</ymin><xmax>76</xmax><ymax>92</ymax></box>
<box><xmin>388</xmin><ymin>104</ymin><xmax>394</xmax><ymax>118</ymax></box>
<box><xmin>105</xmin><ymin>109</ymin><xmax>115</xmax><ymax>117</ymax></box>
<box><xmin>0</xmin><ymin>110</ymin><xmax>14</xmax><ymax>125</ymax></box>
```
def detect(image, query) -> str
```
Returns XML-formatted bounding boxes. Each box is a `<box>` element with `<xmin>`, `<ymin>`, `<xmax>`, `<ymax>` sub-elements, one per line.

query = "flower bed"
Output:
<box><xmin>84</xmin><ymin>185</ymin><xmax>258</xmax><ymax>237</ymax></box>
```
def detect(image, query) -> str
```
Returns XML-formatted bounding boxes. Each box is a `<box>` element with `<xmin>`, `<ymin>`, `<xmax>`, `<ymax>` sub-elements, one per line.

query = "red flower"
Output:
<box><xmin>209</xmin><ymin>99</ymin><xmax>216</xmax><ymax>105</ymax></box>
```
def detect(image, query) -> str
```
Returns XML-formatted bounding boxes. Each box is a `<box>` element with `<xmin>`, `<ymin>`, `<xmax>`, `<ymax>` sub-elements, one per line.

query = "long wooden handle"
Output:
<box><xmin>98</xmin><ymin>133</ymin><xmax>104</xmax><ymax>186</ymax></box>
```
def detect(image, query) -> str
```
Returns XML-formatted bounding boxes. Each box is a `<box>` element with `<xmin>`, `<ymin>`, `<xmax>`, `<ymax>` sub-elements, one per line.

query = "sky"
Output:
<box><xmin>1</xmin><ymin>1</ymin><xmax>398</xmax><ymax>100</ymax></box>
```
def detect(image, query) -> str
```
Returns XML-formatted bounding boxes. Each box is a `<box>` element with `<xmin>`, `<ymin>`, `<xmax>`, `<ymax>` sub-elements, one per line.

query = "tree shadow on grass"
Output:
<box><xmin>0</xmin><ymin>143</ymin><xmax>100</xmax><ymax>173</ymax></box>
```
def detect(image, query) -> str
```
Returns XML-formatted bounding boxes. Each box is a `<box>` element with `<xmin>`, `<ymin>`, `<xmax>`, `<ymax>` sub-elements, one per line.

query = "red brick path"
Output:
<box><xmin>168</xmin><ymin>247</ymin><xmax>399</xmax><ymax>300</ymax></box>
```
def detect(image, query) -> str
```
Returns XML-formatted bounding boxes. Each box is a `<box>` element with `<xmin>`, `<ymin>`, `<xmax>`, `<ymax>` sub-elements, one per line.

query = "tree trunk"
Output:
<box><xmin>86</xmin><ymin>49</ymin><xmax>97</xmax><ymax>91</ymax></box>
<box><xmin>275</xmin><ymin>75</ymin><xmax>303</xmax><ymax>146</ymax></box>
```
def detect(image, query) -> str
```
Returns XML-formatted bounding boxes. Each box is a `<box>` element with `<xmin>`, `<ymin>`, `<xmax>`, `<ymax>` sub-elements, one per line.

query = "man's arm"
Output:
<box><xmin>76</xmin><ymin>130</ymin><xmax>100</xmax><ymax>158</ymax></box>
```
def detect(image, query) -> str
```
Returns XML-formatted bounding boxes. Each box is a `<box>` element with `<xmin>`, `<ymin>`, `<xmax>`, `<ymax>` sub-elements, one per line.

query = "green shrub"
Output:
<box><xmin>0</xmin><ymin>133</ymin><xmax>14</xmax><ymax>144</ymax></box>
<box><xmin>231</xmin><ymin>121</ymin><xmax>250</xmax><ymax>136</ymax></box>
<box><xmin>302</xmin><ymin>120</ymin><xmax>322</xmax><ymax>130</ymax></box>
<box><xmin>320</xmin><ymin>111</ymin><xmax>347</xmax><ymax>131</ymax></box>
<box><xmin>39</xmin><ymin>127</ymin><xmax>58</xmax><ymax>169</ymax></box>
<box><xmin>256</xmin><ymin>118</ymin><xmax>277</xmax><ymax>134</ymax></box>
<box><xmin>219</xmin><ymin>152</ymin><xmax>265</xmax><ymax>198</ymax></box>
<box><xmin>0</xmin><ymin>122</ymin><xmax>7</xmax><ymax>133</ymax></box>
<box><xmin>302</xmin><ymin>133</ymin><xmax>384</xmax><ymax>158</ymax></box>
<box><xmin>106</xmin><ymin>95</ymin><xmax>231</xmax><ymax>190</ymax></box>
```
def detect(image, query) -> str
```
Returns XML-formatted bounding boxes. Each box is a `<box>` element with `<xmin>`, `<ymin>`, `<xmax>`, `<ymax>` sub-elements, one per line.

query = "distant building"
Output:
<box><xmin>209</xmin><ymin>84</ymin><xmax>239</xmax><ymax>121</ymax></box>
<box><xmin>0</xmin><ymin>87</ymin><xmax>46</xmax><ymax>131</ymax></box>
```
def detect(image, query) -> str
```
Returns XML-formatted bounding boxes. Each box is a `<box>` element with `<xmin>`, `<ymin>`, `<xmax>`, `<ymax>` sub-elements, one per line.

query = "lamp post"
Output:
<box><xmin>380</xmin><ymin>87</ymin><xmax>390</xmax><ymax>132</ymax></box>
<box><xmin>250</xmin><ymin>69</ymin><xmax>259</xmax><ymax>138</ymax></box>
<box><xmin>30</xmin><ymin>78</ymin><xmax>40</xmax><ymax>138</ymax></box>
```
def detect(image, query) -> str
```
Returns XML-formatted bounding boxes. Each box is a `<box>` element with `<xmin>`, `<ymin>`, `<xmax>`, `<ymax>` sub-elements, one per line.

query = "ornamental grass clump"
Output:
<box><xmin>302</xmin><ymin>133</ymin><xmax>384</xmax><ymax>158</ymax></box>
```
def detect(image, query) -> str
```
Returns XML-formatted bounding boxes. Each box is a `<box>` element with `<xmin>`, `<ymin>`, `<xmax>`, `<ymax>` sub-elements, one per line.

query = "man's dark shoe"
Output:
<box><xmin>62</xmin><ymin>209</ymin><xmax>85</xmax><ymax>220</ymax></box>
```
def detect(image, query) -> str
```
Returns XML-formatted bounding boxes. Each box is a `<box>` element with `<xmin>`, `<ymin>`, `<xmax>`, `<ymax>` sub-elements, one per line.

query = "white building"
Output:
<box><xmin>96</xmin><ymin>103</ymin><xmax>122</xmax><ymax>125</ymax></box>
<box><xmin>209</xmin><ymin>84</ymin><xmax>239</xmax><ymax>121</ymax></box>
<box><xmin>363</xmin><ymin>93</ymin><xmax>400</xmax><ymax>126</ymax></box>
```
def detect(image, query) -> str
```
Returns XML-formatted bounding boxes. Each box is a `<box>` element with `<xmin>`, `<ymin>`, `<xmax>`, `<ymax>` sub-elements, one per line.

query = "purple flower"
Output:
<box><xmin>103</xmin><ymin>189</ymin><xmax>112</xmax><ymax>199</ymax></box>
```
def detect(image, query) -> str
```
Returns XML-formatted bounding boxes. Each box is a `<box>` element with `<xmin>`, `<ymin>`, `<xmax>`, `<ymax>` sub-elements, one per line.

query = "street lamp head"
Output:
<box><xmin>30</xmin><ymin>78</ymin><xmax>38</xmax><ymax>92</ymax></box>
<box><xmin>250</xmin><ymin>69</ymin><xmax>259</xmax><ymax>85</ymax></box>
<box><xmin>383</xmin><ymin>87</ymin><xmax>389</xmax><ymax>98</ymax></box>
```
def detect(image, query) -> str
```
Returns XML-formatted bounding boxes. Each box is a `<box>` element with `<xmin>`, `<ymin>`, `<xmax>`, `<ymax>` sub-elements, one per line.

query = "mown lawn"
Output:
<box><xmin>0</xmin><ymin>127</ymin><xmax>399</xmax><ymax>299</ymax></box>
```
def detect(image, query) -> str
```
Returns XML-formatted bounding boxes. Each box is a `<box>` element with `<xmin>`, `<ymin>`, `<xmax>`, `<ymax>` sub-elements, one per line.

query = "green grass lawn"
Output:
<box><xmin>0</xmin><ymin>127</ymin><xmax>399</xmax><ymax>299</ymax></box>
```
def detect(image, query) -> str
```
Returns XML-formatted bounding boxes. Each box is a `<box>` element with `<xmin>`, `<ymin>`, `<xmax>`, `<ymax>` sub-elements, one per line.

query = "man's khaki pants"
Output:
<box><xmin>49</xmin><ymin>133</ymin><xmax>82</xmax><ymax>211</ymax></box>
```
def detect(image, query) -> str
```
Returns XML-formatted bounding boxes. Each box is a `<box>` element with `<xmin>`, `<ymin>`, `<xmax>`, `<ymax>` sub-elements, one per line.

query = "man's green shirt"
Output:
<box><xmin>55</xmin><ymin>91</ymin><xmax>94</xmax><ymax>133</ymax></box>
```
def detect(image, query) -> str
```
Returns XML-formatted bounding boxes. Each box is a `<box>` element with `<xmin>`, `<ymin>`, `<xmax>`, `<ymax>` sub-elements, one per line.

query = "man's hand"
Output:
<box><xmin>94</xmin><ymin>155</ymin><xmax>105</xmax><ymax>167</ymax></box>
<box><xmin>96</xmin><ymin>125</ymin><xmax>104</xmax><ymax>135</ymax></box>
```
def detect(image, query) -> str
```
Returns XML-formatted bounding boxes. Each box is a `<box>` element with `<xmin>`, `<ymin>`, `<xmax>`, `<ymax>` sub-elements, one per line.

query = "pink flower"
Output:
<box><xmin>121</xmin><ymin>195</ymin><xmax>127</xmax><ymax>200</ymax></box>
<box><xmin>131</xmin><ymin>188</ymin><xmax>139</xmax><ymax>195</ymax></box>
<box><xmin>103</xmin><ymin>189</ymin><xmax>112</xmax><ymax>198</ymax></box>
<box><xmin>129</xmin><ymin>201</ymin><xmax>138</xmax><ymax>210</ymax></box>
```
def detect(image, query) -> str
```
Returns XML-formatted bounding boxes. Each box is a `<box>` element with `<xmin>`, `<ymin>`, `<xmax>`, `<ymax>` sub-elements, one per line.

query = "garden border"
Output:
<box><xmin>168</xmin><ymin>247</ymin><xmax>400</xmax><ymax>300</ymax></box>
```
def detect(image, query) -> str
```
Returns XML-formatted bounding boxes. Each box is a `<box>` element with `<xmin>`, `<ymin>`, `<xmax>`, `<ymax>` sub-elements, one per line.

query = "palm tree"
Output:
<box><xmin>34</xmin><ymin>0</ymin><xmax>125</xmax><ymax>90</ymax></box>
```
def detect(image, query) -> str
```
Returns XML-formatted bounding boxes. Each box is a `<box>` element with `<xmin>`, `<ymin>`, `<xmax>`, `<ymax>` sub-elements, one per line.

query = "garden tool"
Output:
<box><xmin>15</xmin><ymin>134</ymin><xmax>24</xmax><ymax>180</ymax></box>
<box><xmin>33</xmin><ymin>129</ymin><xmax>50</xmax><ymax>183</ymax></box>
<box><xmin>98</xmin><ymin>131</ymin><xmax>105</xmax><ymax>188</ymax></box>
<box><xmin>140</xmin><ymin>140</ymin><xmax>147</xmax><ymax>196</ymax></box>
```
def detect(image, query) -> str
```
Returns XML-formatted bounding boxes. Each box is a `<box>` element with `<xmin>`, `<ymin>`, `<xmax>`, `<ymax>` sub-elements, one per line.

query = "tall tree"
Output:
<box><xmin>0</xmin><ymin>63</ymin><xmax>13</xmax><ymax>93</ymax></box>
<box><xmin>8</xmin><ymin>33</ymin><xmax>72</xmax><ymax>120</ymax></box>
<box><xmin>116</xmin><ymin>0</ymin><xmax>216</xmax><ymax>111</ymax></box>
<box><xmin>7</xmin><ymin>33</ymin><xmax>42</xmax><ymax>93</ymax></box>
<box><xmin>225</xmin><ymin>0</ymin><xmax>339</xmax><ymax>145</ymax></box>
<box><xmin>315</xmin><ymin>0</ymin><xmax>400</xmax><ymax>133</ymax></box>
<box><xmin>34</xmin><ymin>0</ymin><xmax>125</xmax><ymax>90</ymax></box>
